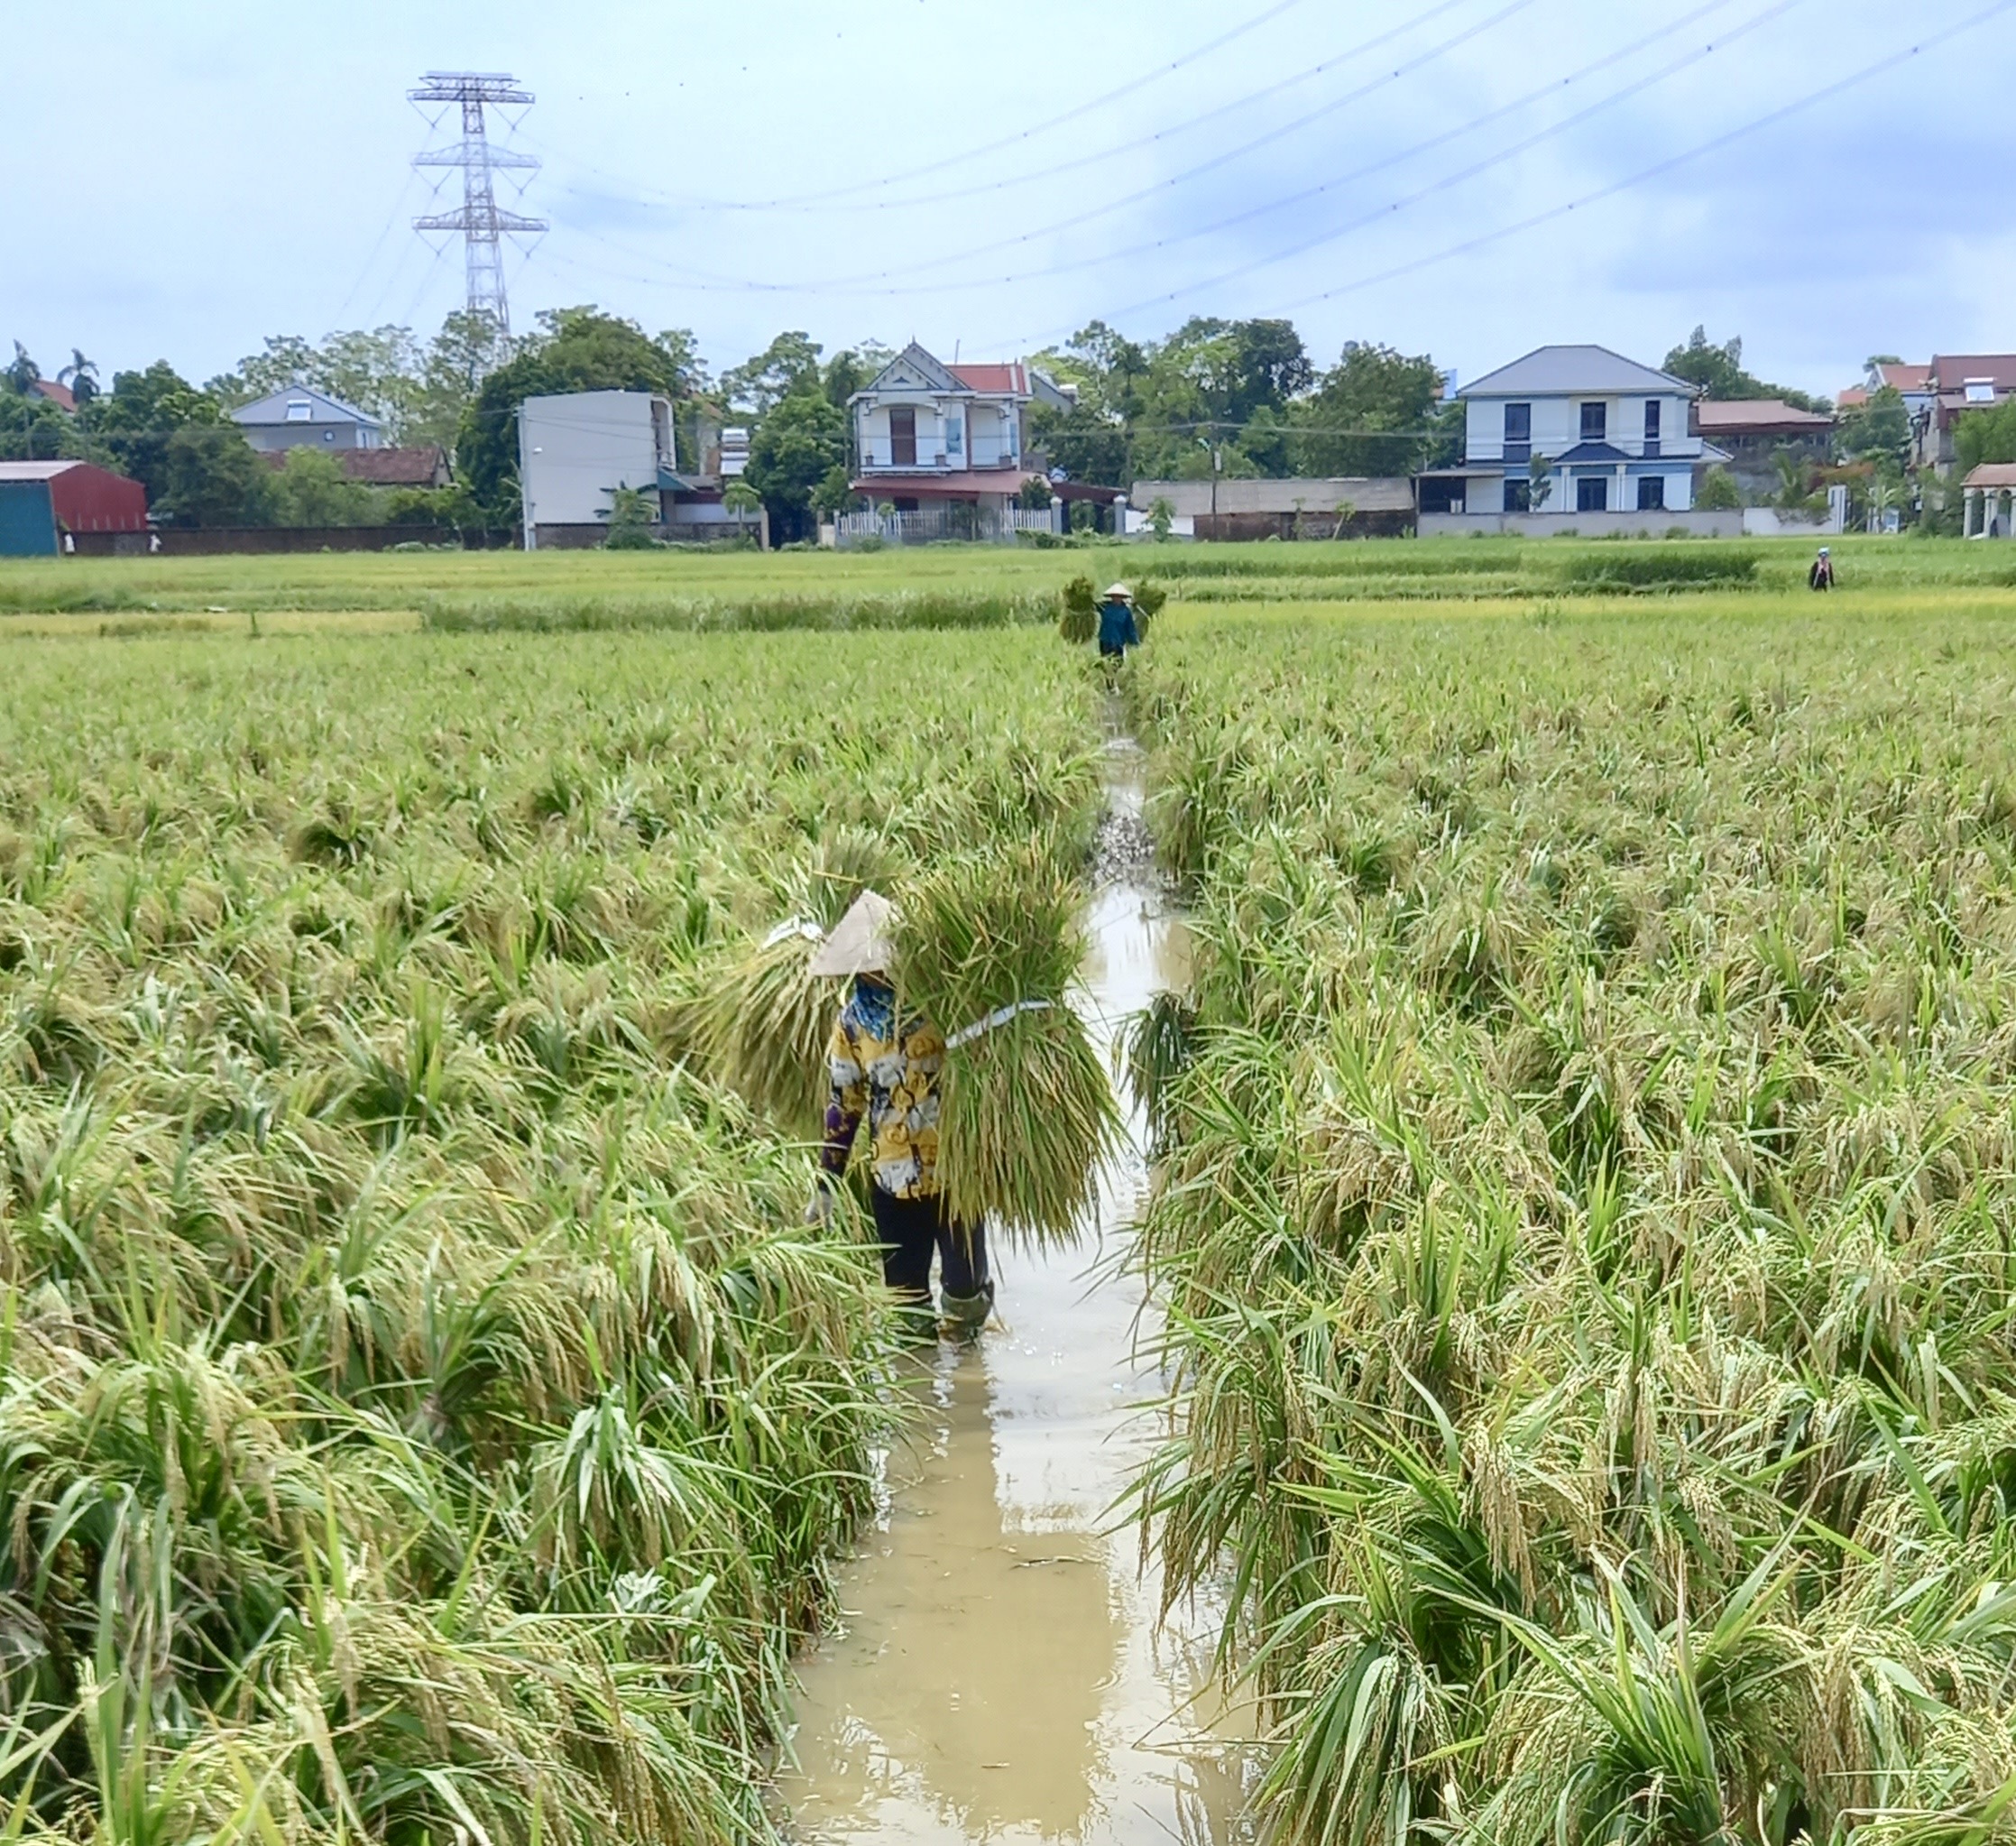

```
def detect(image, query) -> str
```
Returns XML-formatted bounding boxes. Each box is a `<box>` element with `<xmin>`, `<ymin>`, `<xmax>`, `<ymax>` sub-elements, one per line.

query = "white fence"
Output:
<box><xmin>835</xmin><ymin>504</ymin><xmax>1064</xmax><ymax>547</ymax></box>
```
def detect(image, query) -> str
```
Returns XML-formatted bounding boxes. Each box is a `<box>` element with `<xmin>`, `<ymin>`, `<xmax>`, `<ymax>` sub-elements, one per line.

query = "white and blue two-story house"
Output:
<box><xmin>1419</xmin><ymin>345</ymin><xmax>1730</xmax><ymax>526</ymax></box>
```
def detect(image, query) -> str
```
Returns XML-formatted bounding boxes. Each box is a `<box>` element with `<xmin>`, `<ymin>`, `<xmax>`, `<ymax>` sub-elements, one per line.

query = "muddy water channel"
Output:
<box><xmin>778</xmin><ymin>738</ymin><xmax>1259</xmax><ymax>1846</ymax></box>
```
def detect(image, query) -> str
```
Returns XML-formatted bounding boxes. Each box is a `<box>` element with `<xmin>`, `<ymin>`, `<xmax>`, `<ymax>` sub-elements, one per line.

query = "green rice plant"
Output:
<box><xmin>1118</xmin><ymin>601</ymin><xmax>2016</xmax><ymax>1846</ymax></box>
<box><xmin>895</xmin><ymin>837</ymin><xmax>1120</xmax><ymax>1243</ymax></box>
<box><xmin>0</xmin><ymin>623</ymin><xmax>1103</xmax><ymax>1845</ymax></box>
<box><xmin>1556</xmin><ymin>543</ymin><xmax>1761</xmax><ymax>592</ymax></box>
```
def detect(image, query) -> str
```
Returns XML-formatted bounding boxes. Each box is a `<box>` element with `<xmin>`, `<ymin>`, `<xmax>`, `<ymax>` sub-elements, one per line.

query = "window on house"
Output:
<box><xmin>1504</xmin><ymin>476</ymin><xmax>1531</xmax><ymax>513</ymax></box>
<box><xmin>1577</xmin><ymin>475</ymin><xmax>1609</xmax><ymax>513</ymax></box>
<box><xmin>1643</xmin><ymin>400</ymin><xmax>1661</xmax><ymax>457</ymax></box>
<box><xmin>1965</xmin><ymin>379</ymin><xmax>1995</xmax><ymax>404</ymax></box>
<box><xmin>1636</xmin><ymin>475</ymin><xmax>1666</xmax><ymax>512</ymax></box>
<box><xmin>1580</xmin><ymin>402</ymin><xmax>1607</xmax><ymax>443</ymax></box>
<box><xmin>286</xmin><ymin>400</ymin><xmax>312</xmax><ymax>422</ymax></box>
<box><xmin>889</xmin><ymin>405</ymin><xmax>916</xmax><ymax>466</ymax></box>
<box><xmin>945</xmin><ymin>410</ymin><xmax>963</xmax><ymax>457</ymax></box>
<box><xmin>1503</xmin><ymin>402</ymin><xmax>1531</xmax><ymax>463</ymax></box>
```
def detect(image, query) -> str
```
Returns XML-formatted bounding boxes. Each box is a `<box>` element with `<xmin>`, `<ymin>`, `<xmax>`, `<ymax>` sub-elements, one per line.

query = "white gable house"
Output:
<box><xmin>231</xmin><ymin>385</ymin><xmax>383</xmax><ymax>454</ymax></box>
<box><xmin>1418</xmin><ymin>346</ymin><xmax>1734</xmax><ymax>531</ymax></box>
<box><xmin>848</xmin><ymin>343</ymin><xmax>1073</xmax><ymax>534</ymax></box>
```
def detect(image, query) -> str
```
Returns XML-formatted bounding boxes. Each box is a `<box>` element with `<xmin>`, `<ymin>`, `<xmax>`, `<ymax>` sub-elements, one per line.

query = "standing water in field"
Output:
<box><xmin>778</xmin><ymin>732</ymin><xmax>1259</xmax><ymax>1846</ymax></box>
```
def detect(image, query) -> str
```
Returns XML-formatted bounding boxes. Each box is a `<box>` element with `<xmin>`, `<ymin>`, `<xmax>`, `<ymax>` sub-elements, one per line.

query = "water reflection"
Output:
<box><xmin>784</xmin><ymin>1352</ymin><xmax>1118</xmax><ymax>1842</ymax></box>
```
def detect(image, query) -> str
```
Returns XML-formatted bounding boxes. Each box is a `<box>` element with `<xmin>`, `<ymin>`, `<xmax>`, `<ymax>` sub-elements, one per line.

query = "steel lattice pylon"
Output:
<box><xmin>410</xmin><ymin>71</ymin><xmax>547</xmax><ymax>348</ymax></box>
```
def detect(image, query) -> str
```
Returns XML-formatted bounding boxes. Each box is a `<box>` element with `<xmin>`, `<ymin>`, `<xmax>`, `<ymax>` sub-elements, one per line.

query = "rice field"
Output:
<box><xmin>1122</xmin><ymin>602</ymin><xmax>2016</xmax><ymax>1846</ymax></box>
<box><xmin>5</xmin><ymin>532</ymin><xmax>2015</xmax><ymax>631</ymax></box>
<box><xmin>0</xmin><ymin>624</ymin><xmax>1102</xmax><ymax>1845</ymax></box>
<box><xmin>10</xmin><ymin>539</ymin><xmax>2016</xmax><ymax>1846</ymax></box>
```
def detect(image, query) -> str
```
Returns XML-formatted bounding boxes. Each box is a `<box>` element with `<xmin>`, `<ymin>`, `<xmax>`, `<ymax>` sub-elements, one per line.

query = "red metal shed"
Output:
<box><xmin>0</xmin><ymin>461</ymin><xmax>150</xmax><ymax>533</ymax></box>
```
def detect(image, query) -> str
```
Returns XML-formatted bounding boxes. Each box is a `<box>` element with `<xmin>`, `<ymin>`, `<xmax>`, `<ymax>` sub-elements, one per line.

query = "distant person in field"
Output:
<box><xmin>807</xmin><ymin>890</ymin><xmax>993</xmax><ymax>1338</ymax></box>
<box><xmin>1809</xmin><ymin>547</ymin><xmax>1835</xmax><ymax>591</ymax></box>
<box><xmin>1098</xmin><ymin>583</ymin><xmax>1140</xmax><ymax>660</ymax></box>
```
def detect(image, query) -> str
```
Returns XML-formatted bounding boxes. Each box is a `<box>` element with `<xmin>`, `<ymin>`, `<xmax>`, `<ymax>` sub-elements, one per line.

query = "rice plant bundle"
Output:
<box><xmin>697</xmin><ymin>827</ymin><xmax>907</xmax><ymax>1137</ymax></box>
<box><xmin>1059</xmin><ymin>575</ymin><xmax>1098</xmax><ymax>644</ymax></box>
<box><xmin>896</xmin><ymin>838</ymin><xmax>1120</xmax><ymax>1244</ymax></box>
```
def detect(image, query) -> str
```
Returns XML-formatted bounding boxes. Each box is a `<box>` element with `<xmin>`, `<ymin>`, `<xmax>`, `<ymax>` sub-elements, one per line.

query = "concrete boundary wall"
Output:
<box><xmin>1420</xmin><ymin>510</ymin><xmax>1744</xmax><ymax>539</ymax></box>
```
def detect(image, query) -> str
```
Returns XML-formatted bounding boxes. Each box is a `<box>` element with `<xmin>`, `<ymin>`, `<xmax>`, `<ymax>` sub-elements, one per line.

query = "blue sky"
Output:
<box><xmin>9</xmin><ymin>0</ymin><xmax>2015</xmax><ymax>398</ymax></box>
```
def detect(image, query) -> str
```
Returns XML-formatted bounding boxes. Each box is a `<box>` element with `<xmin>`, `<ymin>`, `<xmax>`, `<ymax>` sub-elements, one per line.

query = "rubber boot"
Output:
<box><xmin>939</xmin><ymin>1280</ymin><xmax>995</xmax><ymax>1338</ymax></box>
<box><xmin>891</xmin><ymin>1292</ymin><xmax>939</xmax><ymax>1345</ymax></box>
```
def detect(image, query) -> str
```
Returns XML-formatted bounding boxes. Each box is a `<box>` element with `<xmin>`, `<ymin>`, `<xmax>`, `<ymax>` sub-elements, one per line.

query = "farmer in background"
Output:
<box><xmin>1098</xmin><ymin>583</ymin><xmax>1140</xmax><ymax>660</ymax></box>
<box><xmin>1809</xmin><ymin>547</ymin><xmax>1835</xmax><ymax>591</ymax></box>
<box><xmin>808</xmin><ymin>891</ymin><xmax>993</xmax><ymax>1336</ymax></box>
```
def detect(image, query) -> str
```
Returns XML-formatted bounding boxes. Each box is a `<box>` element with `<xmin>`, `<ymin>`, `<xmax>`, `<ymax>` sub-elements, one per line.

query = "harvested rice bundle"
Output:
<box><xmin>896</xmin><ymin>839</ymin><xmax>1120</xmax><ymax>1244</ymax></box>
<box><xmin>698</xmin><ymin>827</ymin><xmax>907</xmax><ymax>1137</ymax></box>
<box><xmin>1059</xmin><ymin>576</ymin><xmax>1099</xmax><ymax>644</ymax></box>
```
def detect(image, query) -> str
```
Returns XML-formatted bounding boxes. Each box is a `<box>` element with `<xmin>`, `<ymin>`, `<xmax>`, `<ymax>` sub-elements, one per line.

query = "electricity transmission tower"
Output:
<box><xmin>410</xmin><ymin>71</ymin><xmax>546</xmax><ymax>352</ymax></box>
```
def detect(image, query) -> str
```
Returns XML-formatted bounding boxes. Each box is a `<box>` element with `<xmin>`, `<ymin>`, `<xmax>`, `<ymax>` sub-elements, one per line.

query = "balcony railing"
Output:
<box><xmin>834</xmin><ymin>504</ymin><xmax>1063</xmax><ymax>546</ymax></box>
<box><xmin>857</xmin><ymin>439</ymin><xmax>1021</xmax><ymax>471</ymax></box>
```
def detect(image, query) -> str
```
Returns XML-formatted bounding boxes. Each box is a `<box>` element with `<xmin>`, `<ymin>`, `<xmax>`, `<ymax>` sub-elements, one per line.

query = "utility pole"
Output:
<box><xmin>409</xmin><ymin>72</ymin><xmax>547</xmax><ymax>360</ymax></box>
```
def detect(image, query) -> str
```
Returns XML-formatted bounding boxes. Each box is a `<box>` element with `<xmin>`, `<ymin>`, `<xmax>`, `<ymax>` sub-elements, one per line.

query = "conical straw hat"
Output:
<box><xmin>808</xmin><ymin>889</ymin><xmax>898</xmax><ymax>977</ymax></box>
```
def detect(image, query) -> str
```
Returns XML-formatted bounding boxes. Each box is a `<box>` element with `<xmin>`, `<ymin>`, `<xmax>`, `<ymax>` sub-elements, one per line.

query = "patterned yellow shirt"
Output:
<box><xmin>821</xmin><ymin>978</ymin><xmax>944</xmax><ymax>1200</ymax></box>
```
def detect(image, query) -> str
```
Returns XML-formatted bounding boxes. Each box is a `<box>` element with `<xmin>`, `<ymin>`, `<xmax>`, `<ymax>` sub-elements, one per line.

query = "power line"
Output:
<box><xmin>1269</xmin><ymin>0</ymin><xmax>2016</xmax><ymax>314</ymax></box>
<box><xmin>962</xmin><ymin>0</ymin><xmax>2012</xmax><ymax>356</ymax></box>
<box><xmin>810</xmin><ymin>0</ymin><xmax>1765</xmax><ymax>291</ymax></box>
<box><xmin>543</xmin><ymin>0</ymin><xmax>1794</xmax><ymax>303</ymax></box>
<box><xmin>1083</xmin><ymin>0</ymin><xmax>1809</xmax><ymax>323</ymax></box>
<box><xmin>716</xmin><ymin>0</ymin><xmax>1475</xmax><ymax>217</ymax></box>
<box><xmin>529</xmin><ymin>0</ymin><xmax>1315</xmax><ymax>216</ymax></box>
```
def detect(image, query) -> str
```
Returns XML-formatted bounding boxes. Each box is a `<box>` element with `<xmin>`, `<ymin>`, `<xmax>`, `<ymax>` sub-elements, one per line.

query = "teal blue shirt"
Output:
<box><xmin>1098</xmin><ymin>600</ymin><xmax>1139</xmax><ymax>651</ymax></box>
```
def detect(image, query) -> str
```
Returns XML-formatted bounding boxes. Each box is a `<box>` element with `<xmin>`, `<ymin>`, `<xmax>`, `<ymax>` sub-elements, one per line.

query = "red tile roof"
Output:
<box><xmin>1929</xmin><ymin>355</ymin><xmax>2016</xmax><ymax>390</ymax></box>
<box><xmin>1694</xmin><ymin>398</ymin><xmax>1833</xmax><ymax>434</ymax></box>
<box><xmin>262</xmin><ymin>445</ymin><xmax>449</xmax><ymax>486</ymax></box>
<box><xmin>342</xmin><ymin>446</ymin><xmax>449</xmax><ymax>485</ymax></box>
<box><xmin>28</xmin><ymin>380</ymin><xmax>75</xmax><ymax>412</ymax></box>
<box><xmin>948</xmin><ymin>363</ymin><xmax>1028</xmax><ymax>395</ymax></box>
<box><xmin>1876</xmin><ymin>362</ymin><xmax>1932</xmax><ymax>392</ymax></box>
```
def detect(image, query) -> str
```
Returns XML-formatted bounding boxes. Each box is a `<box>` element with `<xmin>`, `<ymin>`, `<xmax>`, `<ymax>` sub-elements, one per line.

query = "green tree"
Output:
<box><xmin>1028</xmin><ymin>400</ymin><xmax>1130</xmax><ymax>487</ymax></box>
<box><xmin>1662</xmin><ymin>327</ymin><xmax>1828</xmax><ymax>412</ymax></box>
<box><xmin>819</xmin><ymin>346</ymin><xmax>889</xmax><ymax>411</ymax></box>
<box><xmin>1528</xmin><ymin>451</ymin><xmax>1556</xmax><ymax>512</ymax></box>
<box><xmin>1836</xmin><ymin>384</ymin><xmax>1910</xmax><ymax>466</ymax></box>
<box><xmin>456</xmin><ymin>308</ymin><xmax>699</xmax><ymax>528</ymax></box>
<box><xmin>1955</xmin><ymin>397</ymin><xmax>2016</xmax><ymax>475</ymax></box>
<box><xmin>83</xmin><ymin>362</ymin><xmax>225</xmax><ymax>504</ymax></box>
<box><xmin>0</xmin><ymin>390</ymin><xmax>84</xmax><ymax>462</ymax></box>
<box><xmin>809</xmin><ymin>465</ymin><xmax>856</xmax><ymax>520</ymax></box>
<box><xmin>1289</xmin><ymin>342</ymin><xmax>1451</xmax><ymax>477</ymax></box>
<box><xmin>58</xmin><ymin>349</ymin><xmax>99</xmax><ymax>406</ymax></box>
<box><xmin>271</xmin><ymin>448</ymin><xmax>373</xmax><ymax>526</ymax></box>
<box><xmin>601</xmin><ymin>483</ymin><xmax>660</xmax><ymax>549</ymax></box>
<box><xmin>6</xmin><ymin>342</ymin><xmax>40</xmax><ymax>394</ymax></box>
<box><xmin>1695</xmin><ymin>465</ymin><xmax>1743</xmax><ymax>511</ymax></box>
<box><xmin>744</xmin><ymin>388</ymin><xmax>848</xmax><ymax>543</ymax></box>
<box><xmin>157</xmin><ymin>425</ymin><xmax>276</xmax><ymax>527</ymax></box>
<box><xmin>722</xmin><ymin>332</ymin><xmax>823</xmax><ymax>417</ymax></box>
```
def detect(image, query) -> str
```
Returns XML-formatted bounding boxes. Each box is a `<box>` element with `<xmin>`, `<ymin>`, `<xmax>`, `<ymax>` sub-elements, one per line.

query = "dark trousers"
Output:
<box><xmin>870</xmin><ymin>1186</ymin><xmax>989</xmax><ymax>1300</ymax></box>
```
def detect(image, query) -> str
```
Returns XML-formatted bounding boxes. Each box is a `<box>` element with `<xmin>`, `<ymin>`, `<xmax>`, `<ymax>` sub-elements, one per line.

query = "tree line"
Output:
<box><xmin>3</xmin><ymin>309</ymin><xmax>1938</xmax><ymax>539</ymax></box>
